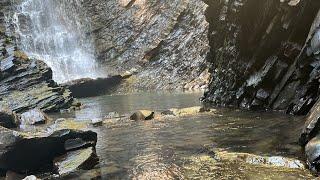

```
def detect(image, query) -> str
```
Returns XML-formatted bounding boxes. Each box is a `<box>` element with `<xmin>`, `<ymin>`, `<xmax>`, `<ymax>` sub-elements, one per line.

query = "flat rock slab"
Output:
<box><xmin>54</xmin><ymin>147</ymin><xmax>98</xmax><ymax>176</ymax></box>
<box><xmin>214</xmin><ymin>150</ymin><xmax>305</xmax><ymax>169</ymax></box>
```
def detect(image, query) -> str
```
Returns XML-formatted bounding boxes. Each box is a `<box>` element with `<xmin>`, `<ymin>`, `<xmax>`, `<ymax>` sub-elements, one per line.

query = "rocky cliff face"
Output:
<box><xmin>0</xmin><ymin>2</ymin><xmax>74</xmax><ymax>113</ymax></box>
<box><xmin>0</xmin><ymin>31</ymin><xmax>74</xmax><ymax>113</ymax></box>
<box><xmin>83</xmin><ymin>0</ymin><xmax>210</xmax><ymax>90</ymax></box>
<box><xmin>203</xmin><ymin>0</ymin><xmax>320</xmax><ymax>115</ymax></box>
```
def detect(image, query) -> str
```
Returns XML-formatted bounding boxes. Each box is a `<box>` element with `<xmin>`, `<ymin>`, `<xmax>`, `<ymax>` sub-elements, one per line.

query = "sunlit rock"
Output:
<box><xmin>169</xmin><ymin>106</ymin><xmax>211</xmax><ymax>116</ymax></box>
<box><xmin>22</xmin><ymin>175</ymin><xmax>40</xmax><ymax>180</ymax></box>
<box><xmin>84</xmin><ymin>0</ymin><xmax>209</xmax><ymax>90</ymax></box>
<box><xmin>130</xmin><ymin>110</ymin><xmax>155</xmax><ymax>121</ymax></box>
<box><xmin>19</xmin><ymin>109</ymin><xmax>49</xmax><ymax>125</ymax></box>
<box><xmin>53</xmin><ymin>147</ymin><xmax>99</xmax><ymax>176</ymax></box>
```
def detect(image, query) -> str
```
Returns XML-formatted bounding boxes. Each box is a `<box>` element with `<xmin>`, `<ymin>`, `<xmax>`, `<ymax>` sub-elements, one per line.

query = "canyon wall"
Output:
<box><xmin>203</xmin><ymin>0</ymin><xmax>320</xmax><ymax>116</ymax></box>
<box><xmin>83</xmin><ymin>0</ymin><xmax>210</xmax><ymax>90</ymax></box>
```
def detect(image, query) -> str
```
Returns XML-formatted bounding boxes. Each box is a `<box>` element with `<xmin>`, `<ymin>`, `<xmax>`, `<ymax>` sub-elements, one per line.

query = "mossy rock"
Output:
<box><xmin>14</xmin><ymin>51</ymin><xmax>29</xmax><ymax>60</ymax></box>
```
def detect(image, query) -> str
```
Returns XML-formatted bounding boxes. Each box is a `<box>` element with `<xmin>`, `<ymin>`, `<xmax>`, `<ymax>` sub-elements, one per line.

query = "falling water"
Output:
<box><xmin>9</xmin><ymin>0</ymin><xmax>101</xmax><ymax>83</ymax></box>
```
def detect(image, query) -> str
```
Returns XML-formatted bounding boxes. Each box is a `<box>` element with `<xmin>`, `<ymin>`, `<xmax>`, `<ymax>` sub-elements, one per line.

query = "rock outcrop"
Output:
<box><xmin>203</xmin><ymin>0</ymin><xmax>320</xmax><ymax>115</ymax></box>
<box><xmin>201</xmin><ymin>0</ymin><xmax>320</xmax><ymax>174</ymax></box>
<box><xmin>0</xmin><ymin>31</ymin><xmax>74</xmax><ymax>113</ymax></box>
<box><xmin>82</xmin><ymin>0</ymin><xmax>210</xmax><ymax>90</ymax></box>
<box><xmin>0</xmin><ymin>126</ymin><xmax>97</xmax><ymax>173</ymax></box>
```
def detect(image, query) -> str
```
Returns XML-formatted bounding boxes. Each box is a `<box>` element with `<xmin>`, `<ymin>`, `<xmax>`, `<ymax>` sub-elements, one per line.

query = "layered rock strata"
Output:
<box><xmin>83</xmin><ymin>0</ymin><xmax>210</xmax><ymax>90</ymax></box>
<box><xmin>203</xmin><ymin>0</ymin><xmax>320</xmax><ymax>115</ymax></box>
<box><xmin>0</xmin><ymin>31</ymin><xmax>74</xmax><ymax>113</ymax></box>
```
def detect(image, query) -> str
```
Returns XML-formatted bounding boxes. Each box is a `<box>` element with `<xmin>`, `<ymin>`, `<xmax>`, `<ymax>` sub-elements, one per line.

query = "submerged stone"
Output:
<box><xmin>214</xmin><ymin>151</ymin><xmax>304</xmax><ymax>169</ymax></box>
<box><xmin>183</xmin><ymin>151</ymin><xmax>312</xmax><ymax>179</ymax></box>
<box><xmin>169</xmin><ymin>106</ymin><xmax>209</xmax><ymax>116</ymax></box>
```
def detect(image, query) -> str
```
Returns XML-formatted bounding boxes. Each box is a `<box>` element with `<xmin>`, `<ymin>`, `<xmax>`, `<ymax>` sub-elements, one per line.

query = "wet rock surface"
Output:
<box><xmin>203</xmin><ymin>0</ymin><xmax>320</xmax><ymax>115</ymax></box>
<box><xmin>130</xmin><ymin>110</ymin><xmax>155</xmax><ymax>121</ymax></box>
<box><xmin>0</xmin><ymin>31</ymin><xmax>74</xmax><ymax>113</ymax></box>
<box><xmin>182</xmin><ymin>149</ymin><xmax>313</xmax><ymax>179</ymax></box>
<box><xmin>305</xmin><ymin>135</ymin><xmax>320</xmax><ymax>173</ymax></box>
<box><xmin>82</xmin><ymin>0</ymin><xmax>210</xmax><ymax>90</ymax></box>
<box><xmin>53</xmin><ymin>147</ymin><xmax>98</xmax><ymax>176</ymax></box>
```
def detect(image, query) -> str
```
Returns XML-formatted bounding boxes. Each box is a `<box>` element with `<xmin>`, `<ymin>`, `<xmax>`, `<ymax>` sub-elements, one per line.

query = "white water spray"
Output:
<box><xmin>10</xmin><ymin>0</ymin><xmax>101</xmax><ymax>83</ymax></box>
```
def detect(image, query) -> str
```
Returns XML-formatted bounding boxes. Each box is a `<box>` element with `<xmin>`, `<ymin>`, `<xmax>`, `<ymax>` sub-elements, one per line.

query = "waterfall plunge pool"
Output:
<box><xmin>47</xmin><ymin>92</ymin><xmax>313</xmax><ymax>179</ymax></box>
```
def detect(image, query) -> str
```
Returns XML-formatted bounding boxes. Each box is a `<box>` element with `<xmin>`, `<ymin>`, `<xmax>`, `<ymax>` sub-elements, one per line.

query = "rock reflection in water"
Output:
<box><xmin>52</xmin><ymin>93</ymin><xmax>312</xmax><ymax>179</ymax></box>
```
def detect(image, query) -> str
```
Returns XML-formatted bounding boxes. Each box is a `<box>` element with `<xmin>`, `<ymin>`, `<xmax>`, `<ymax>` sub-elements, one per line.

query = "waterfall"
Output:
<box><xmin>9</xmin><ymin>0</ymin><xmax>101</xmax><ymax>83</ymax></box>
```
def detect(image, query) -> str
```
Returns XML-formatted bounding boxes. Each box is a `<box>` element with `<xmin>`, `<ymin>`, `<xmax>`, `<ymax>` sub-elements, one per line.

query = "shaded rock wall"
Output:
<box><xmin>83</xmin><ymin>0</ymin><xmax>210</xmax><ymax>90</ymax></box>
<box><xmin>203</xmin><ymin>0</ymin><xmax>320</xmax><ymax>115</ymax></box>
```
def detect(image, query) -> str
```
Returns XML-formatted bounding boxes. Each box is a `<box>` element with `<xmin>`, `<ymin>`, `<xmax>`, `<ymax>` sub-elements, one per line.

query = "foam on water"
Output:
<box><xmin>9</xmin><ymin>0</ymin><xmax>101</xmax><ymax>83</ymax></box>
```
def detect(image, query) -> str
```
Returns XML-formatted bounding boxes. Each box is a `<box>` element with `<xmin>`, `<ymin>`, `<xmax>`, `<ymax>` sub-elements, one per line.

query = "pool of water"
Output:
<box><xmin>52</xmin><ymin>92</ymin><xmax>312</xmax><ymax>179</ymax></box>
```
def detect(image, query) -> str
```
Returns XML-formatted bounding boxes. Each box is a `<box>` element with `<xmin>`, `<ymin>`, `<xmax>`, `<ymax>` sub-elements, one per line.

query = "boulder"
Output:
<box><xmin>0</xmin><ymin>107</ymin><xmax>18</xmax><ymax>128</ymax></box>
<box><xmin>130</xmin><ymin>110</ymin><xmax>155</xmax><ymax>121</ymax></box>
<box><xmin>53</xmin><ymin>147</ymin><xmax>98</xmax><ymax>176</ymax></box>
<box><xmin>305</xmin><ymin>135</ymin><xmax>320</xmax><ymax>173</ymax></box>
<box><xmin>0</xmin><ymin>126</ymin><xmax>97</xmax><ymax>173</ymax></box>
<box><xmin>91</xmin><ymin>118</ymin><xmax>103</xmax><ymax>127</ymax></box>
<box><xmin>22</xmin><ymin>175</ymin><xmax>40</xmax><ymax>180</ymax></box>
<box><xmin>19</xmin><ymin>109</ymin><xmax>49</xmax><ymax>125</ymax></box>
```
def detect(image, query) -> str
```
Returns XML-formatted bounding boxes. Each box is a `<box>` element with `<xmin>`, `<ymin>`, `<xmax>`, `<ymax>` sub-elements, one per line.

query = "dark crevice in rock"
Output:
<box><xmin>63</xmin><ymin>76</ymin><xmax>123</xmax><ymax>98</ymax></box>
<box><xmin>203</xmin><ymin>0</ymin><xmax>320</xmax><ymax>115</ymax></box>
<box><xmin>125</xmin><ymin>0</ymin><xmax>137</xmax><ymax>8</ymax></box>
